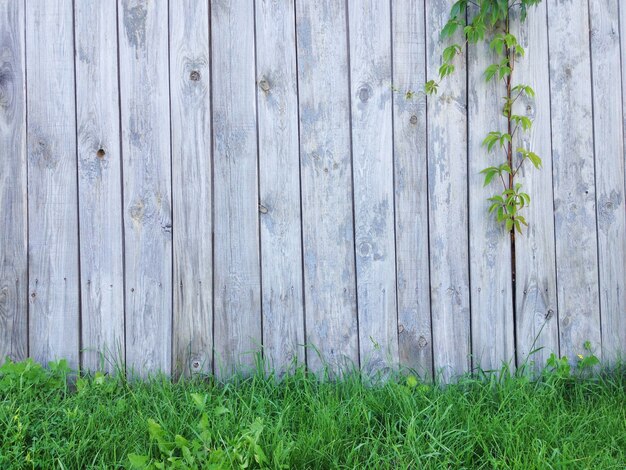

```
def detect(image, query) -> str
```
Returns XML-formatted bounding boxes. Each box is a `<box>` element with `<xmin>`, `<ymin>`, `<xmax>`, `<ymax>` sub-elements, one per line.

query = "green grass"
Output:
<box><xmin>0</xmin><ymin>357</ymin><xmax>624</xmax><ymax>469</ymax></box>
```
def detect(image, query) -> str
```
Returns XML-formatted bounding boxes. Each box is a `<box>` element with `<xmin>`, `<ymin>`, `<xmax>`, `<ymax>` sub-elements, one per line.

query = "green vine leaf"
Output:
<box><xmin>443</xmin><ymin>44</ymin><xmax>463</xmax><ymax>62</ymax></box>
<box><xmin>425</xmin><ymin>80</ymin><xmax>439</xmax><ymax>95</ymax></box>
<box><xmin>441</xmin><ymin>20</ymin><xmax>461</xmax><ymax>39</ymax></box>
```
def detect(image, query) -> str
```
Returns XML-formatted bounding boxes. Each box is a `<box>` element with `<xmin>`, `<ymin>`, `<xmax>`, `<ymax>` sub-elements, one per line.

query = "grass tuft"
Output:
<box><xmin>0</xmin><ymin>355</ymin><xmax>624</xmax><ymax>469</ymax></box>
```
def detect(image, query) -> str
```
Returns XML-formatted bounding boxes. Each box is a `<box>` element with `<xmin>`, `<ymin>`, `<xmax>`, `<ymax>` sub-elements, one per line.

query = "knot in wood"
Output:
<box><xmin>96</xmin><ymin>148</ymin><xmax>106</xmax><ymax>158</ymax></box>
<box><xmin>189</xmin><ymin>70</ymin><xmax>201</xmax><ymax>81</ymax></box>
<box><xmin>358</xmin><ymin>241</ymin><xmax>372</xmax><ymax>257</ymax></box>
<box><xmin>417</xmin><ymin>336</ymin><xmax>428</xmax><ymax>348</ymax></box>
<box><xmin>358</xmin><ymin>84</ymin><xmax>372</xmax><ymax>102</ymax></box>
<box><xmin>259</xmin><ymin>78</ymin><xmax>270</xmax><ymax>92</ymax></box>
<box><xmin>409</xmin><ymin>115</ymin><xmax>418</xmax><ymax>125</ymax></box>
<box><xmin>0</xmin><ymin>65</ymin><xmax>14</xmax><ymax>109</ymax></box>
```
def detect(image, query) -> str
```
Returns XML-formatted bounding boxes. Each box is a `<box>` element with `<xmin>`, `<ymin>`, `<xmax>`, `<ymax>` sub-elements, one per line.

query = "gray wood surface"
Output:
<box><xmin>391</xmin><ymin>0</ymin><xmax>433</xmax><ymax>379</ymax></box>
<box><xmin>211</xmin><ymin>0</ymin><xmax>262</xmax><ymax>376</ymax></box>
<box><xmin>170</xmin><ymin>0</ymin><xmax>213</xmax><ymax>378</ymax></box>
<box><xmin>512</xmin><ymin>2</ymin><xmax>559</xmax><ymax>370</ymax></box>
<box><xmin>296</xmin><ymin>0</ymin><xmax>359</xmax><ymax>373</ymax></box>
<box><xmin>547</xmin><ymin>0</ymin><xmax>602</xmax><ymax>360</ymax></box>
<box><xmin>26</xmin><ymin>0</ymin><xmax>80</xmax><ymax>369</ymax></box>
<box><xmin>467</xmin><ymin>7</ymin><xmax>514</xmax><ymax>372</ymax></box>
<box><xmin>1</xmin><ymin>0</ymin><xmax>623</xmax><ymax>379</ymax></box>
<box><xmin>118</xmin><ymin>0</ymin><xmax>172</xmax><ymax>375</ymax></box>
<box><xmin>255</xmin><ymin>0</ymin><xmax>305</xmax><ymax>375</ymax></box>
<box><xmin>348</xmin><ymin>0</ymin><xmax>398</xmax><ymax>374</ymax></box>
<box><xmin>75</xmin><ymin>0</ymin><xmax>125</xmax><ymax>372</ymax></box>
<box><xmin>425</xmin><ymin>0</ymin><xmax>471</xmax><ymax>381</ymax></box>
<box><xmin>621</xmin><ymin>0</ymin><xmax>626</xmax><ymax>360</ymax></box>
<box><xmin>589</xmin><ymin>0</ymin><xmax>626</xmax><ymax>362</ymax></box>
<box><xmin>0</xmin><ymin>0</ymin><xmax>27</xmax><ymax>363</ymax></box>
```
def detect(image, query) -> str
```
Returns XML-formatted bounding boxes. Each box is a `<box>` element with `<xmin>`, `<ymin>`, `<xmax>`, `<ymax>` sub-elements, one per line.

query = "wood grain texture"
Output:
<box><xmin>467</xmin><ymin>7</ymin><xmax>514</xmax><ymax>372</ymax></box>
<box><xmin>512</xmin><ymin>2</ymin><xmax>559</xmax><ymax>370</ymax></box>
<box><xmin>3</xmin><ymin>0</ymin><xmax>626</xmax><ymax>380</ymax></box>
<box><xmin>348</xmin><ymin>0</ymin><xmax>397</xmax><ymax>374</ymax></box>
<box><xmin>170</xmin><ymin>0</ymin><xmax>213</xmax><ymax>378</ymax></box>
<box><xmin>546</xmin><ymin>0</ymin><xmax>602</xmax><ymax>360</ymax></box>
<box><xmin>26</xmin><ymin>0</ymin><xmax>79</xmax><ymax>369</ymax></box>
<box><xmin>296</xmin><ymin>0</ymin><xmax>359</xmax><ymax>372</ymax></box>
<box><xmin>75</xmin><ymin>0</ymin><xmax>125</xmax><ymax>372</ymax></box>
<box><xmin>609</xmin><ymin>2</ymin><xmax>626</xmax><ymax>359</ymax></box>
<box><xmin>0</xmin><ymin>0</ymin><xmax>27</xmax><ymax>363</ymax></box>
<box><xmin>211</xmin><ymin>0</ymin><xmax>262</xmax><ymax>376</ymax></box>
<box><xmin>391</xmin><ymin>0</ymin><xmax>433</xmax><ymax>379</ymax></box>
<box><xmin>118</xmin><ymin>0</ymin><xmax>172</xmax><ymax>375</ymax></box>
<box><xmin>589</xmin><ymin>0</ymin><xmax>626</xmax><ymax>362</ymax></box>
<box><xmin>425</xmin><ymin>0</ymin><xmax>471</xmax><ymax>382</ymax></box>
<box><xmin>255</xmin><ymin>0</ymin><xmax>304</xmax><ymax>374</ymax></box>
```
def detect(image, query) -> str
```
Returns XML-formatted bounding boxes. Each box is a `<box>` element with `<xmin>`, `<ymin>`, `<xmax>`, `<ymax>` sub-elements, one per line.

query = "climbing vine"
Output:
<box><xmin>426</xmin><ymin>0</ymin><xmax>542</xmax><ymax>235</ymax></box>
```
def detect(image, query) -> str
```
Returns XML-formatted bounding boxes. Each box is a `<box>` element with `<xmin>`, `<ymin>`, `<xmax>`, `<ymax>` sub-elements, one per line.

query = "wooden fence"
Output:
<box><xmin>0</xmin><ymin>0</ymin><xmax>624</xmax><ymax>380</ymax></box>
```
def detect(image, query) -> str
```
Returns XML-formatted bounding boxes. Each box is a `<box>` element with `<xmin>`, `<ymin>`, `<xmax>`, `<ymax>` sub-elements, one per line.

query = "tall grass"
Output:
<box><xmin>0</xmin><ymin>355</ymin><xmax>624</xmax><ymax>469</ymax></box>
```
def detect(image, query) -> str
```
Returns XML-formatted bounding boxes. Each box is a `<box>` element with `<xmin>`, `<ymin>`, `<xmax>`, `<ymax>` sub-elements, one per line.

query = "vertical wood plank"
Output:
<box><xmin>75</xmin><ymin>0</ymin><xmax>125</xmax><ymax>372</ymax></box>
<box><xmin>348</xmin><ymin>0</ymin><xmax>397</xmax><ymax>374</ymax></box>
<box><xmin>211</xmin><ymin>0</ymin><xmax>261</xmax><ymax>376</ymax></box>
<box><xmin>255</xmin><ymin>0</ymin><xmax>304</xmax><ymax>374</ymax></box>
<box><xmin>589</xmin><ymin>0</ymin><xmax>626</xmax><ymax>362</ymax></box>
<box><xmin>547</xmin><ymin>0</ymin><xmax>602</xmax><ymax>360</ymax></box>
<box><xmin>296</xmin><ymin>0</ymin><xmax>359</xmax><ymax>372</ymax></box>
<box><xmin>119</xmin><ymin>0</ymin><xmax>172</xmax><ymax>375</ymax></box>
<box><xmin>26</xmin><ymin>0</ymin><xmax>79</xmax><ymax>369</ymax></box>
<box><xmin>170</xmin><ymin>0</ymin><xmax>213</xmax><ymax>377</ymax></box>
<box><xmin>425</xmin><ymin>0</ymin><xmax>471</xmax><ymax>382</ymax></box>
<box><xmin>391</xmin><ymin>0</ymin><xmax>433</xmax><ymax>379</ymax></box>
<box><xmin>467</xmin><ymin>7</ymin><xmax>514</xmax><ymax>372</ymax></box>
<box><xmin>513</xmin><ymin>2</ymin><xmax>559</xmax><ymax>370</ymax></box>
<box><xmin>0</xmin><ymin>0</ymin><xmax>27</xmax><ymax>363</ymax></box>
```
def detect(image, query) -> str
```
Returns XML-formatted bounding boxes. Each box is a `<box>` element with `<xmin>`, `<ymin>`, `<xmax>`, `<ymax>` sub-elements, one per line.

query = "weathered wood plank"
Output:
<box><xmin>296</xmin><ymin>0</ymin><xmax>359</xmax><ymax>372</ymax></box>
<box><xmin>425</xmin><ymin>0</ymin><xmax>471</xmax><ymax>382</ymax></box>
<box><xmin>467</xmin><ymin>7</ymin><xmax>514</xmax><ymax>372</ymax></box>
<box><xmin>589</xmin><ymin>0</ymin><xmax>626</xmax><ymax>362</ymax></box>
<box><xmin>621</xmin><ymin>0</ymin><xmax>626</xmax><ymax>361</ymax></box>
<box><xmin>118</xmin><ymin>0</ymin><xmax>172</xmax><ymax>375</ymax></box>
<box><xmin>26</xmin><ymin>0</ymin><xmax>79</xmax><ymax>369</ymax></box>
<box><xmin>391</xmin><ymin>0</ymin><xmax>433</xmax><ymax>379</ymax></box>
<box><xmin>0</xmin><ymin>0</ymin><xmax>27</xmax><ymax>363</ymax></box>
<box><xmin>547</xmin><ymin>0</ymin><xmax>602</xmax><ymax>360</ymax></box>
<box><xmin>170</xmin><ymin>0</ymin><xmax>213</xmax><ymax>377</ymax></box>
<box><xmin>348</xmin><ymin>0</ymin><xmax>397</xmax><ymax>374</ymax></box>
<box><xmin>255</xmin><ymin>0</ymin><xmax>304</xmax><ymax>375</ymax></box>
<box><xmin>75</xmin><ymin>0</ymin><xmax>125</xmax><ymax>372</ymax></box>
<box><xmin>512</xmin><ymin>3</ymin><xmax>559</xmax><ymax>371</ymax></box>
<box><xmin>211</xmin><ymin>0</ymin><xmax>261</xmax><ymax>376</ymax></box>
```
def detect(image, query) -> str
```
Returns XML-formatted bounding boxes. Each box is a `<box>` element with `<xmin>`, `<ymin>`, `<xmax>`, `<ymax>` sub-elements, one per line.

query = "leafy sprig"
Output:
<box><xmin>426</xmin><ymin>0</ymin><xmax>542</xmax><ymax>234</ymax></box>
